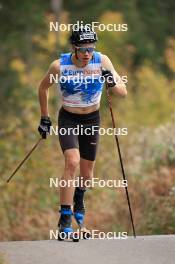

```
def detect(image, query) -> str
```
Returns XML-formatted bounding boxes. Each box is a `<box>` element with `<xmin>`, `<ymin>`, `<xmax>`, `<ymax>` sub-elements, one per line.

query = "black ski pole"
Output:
<box><xmin>105</xmin><ymin>82</ymin><xmax>136</xmax><ymax>238</ymax></box>
<box><xmin>7</xmin><ymin>138</ymin><xmax>43</xmax><ymax>183</ymax></box>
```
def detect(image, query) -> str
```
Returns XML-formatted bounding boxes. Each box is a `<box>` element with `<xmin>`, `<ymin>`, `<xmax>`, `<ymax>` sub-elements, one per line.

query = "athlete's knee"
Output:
<box><xmin>64</xmin><ymin>150</ymin><xmax>80</xmax><ymax>172</ymax></box>
<box><xmin>67</xmin><ymin>157</ymin><xmax>80</xmax><ymax>172</ymax></box>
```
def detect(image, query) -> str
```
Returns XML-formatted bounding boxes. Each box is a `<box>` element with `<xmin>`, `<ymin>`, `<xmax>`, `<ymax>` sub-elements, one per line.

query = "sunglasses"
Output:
<box><xmin>75</xmin><ymin>46</ymin><xmax>95</xmax><ymax>53</ymax></box>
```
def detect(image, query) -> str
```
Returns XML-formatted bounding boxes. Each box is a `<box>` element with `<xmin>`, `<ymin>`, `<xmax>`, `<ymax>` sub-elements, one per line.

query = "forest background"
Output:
<box><xmin>0</xmin><ymin>0</ymin><xmax>175</xmax><ymax>241</ymax></box>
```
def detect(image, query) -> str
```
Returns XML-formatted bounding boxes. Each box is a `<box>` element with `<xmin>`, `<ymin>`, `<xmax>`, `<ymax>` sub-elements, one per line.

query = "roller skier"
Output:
<box><xmin>38</xmin><ymin>26</ymin><xmax>127</xmax><ymax>241</ymax></box>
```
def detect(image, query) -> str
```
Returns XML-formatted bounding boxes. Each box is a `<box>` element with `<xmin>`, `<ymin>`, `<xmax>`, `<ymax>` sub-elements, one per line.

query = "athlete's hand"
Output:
<box><xmin>102</xmin><ymin>69</ymin><xmax>116</xmax><ymax>88</ymax></box>
<box><xmin>38</xmin><ymin>116</ymin><xmax>52</xmax><ymax>139</ymax></box>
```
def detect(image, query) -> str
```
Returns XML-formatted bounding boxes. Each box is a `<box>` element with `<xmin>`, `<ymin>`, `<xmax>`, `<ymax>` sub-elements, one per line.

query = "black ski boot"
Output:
<box><xmin>73</xmin><ymin>187</ymin><xmax>91</xmax><ymax>239</ymax></box>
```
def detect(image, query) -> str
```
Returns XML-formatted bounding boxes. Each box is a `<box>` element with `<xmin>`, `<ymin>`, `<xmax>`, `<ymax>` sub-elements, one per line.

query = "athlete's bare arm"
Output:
<box><xmin>101</xmin><ymin>54</ymin><xmax>127</xmax><ymax>97</ymax></box>
<box><xmin>38</xmin><ymin>60</ymin><xmax>60</xmax><ymax>116</ymax></box>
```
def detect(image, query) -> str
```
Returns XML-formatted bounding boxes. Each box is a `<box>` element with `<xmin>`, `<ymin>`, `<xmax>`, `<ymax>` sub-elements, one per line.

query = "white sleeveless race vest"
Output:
<box><xmin>59</xmin><ymin>52</ymin><xmax>104</xmax><ymax>107</ymax></box>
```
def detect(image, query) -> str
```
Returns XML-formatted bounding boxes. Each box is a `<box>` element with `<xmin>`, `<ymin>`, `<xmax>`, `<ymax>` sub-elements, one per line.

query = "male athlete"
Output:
<box><xmin>38</xmin><ymin>26</ymin><xmax>127</xmax><ymax>238</ymax></box>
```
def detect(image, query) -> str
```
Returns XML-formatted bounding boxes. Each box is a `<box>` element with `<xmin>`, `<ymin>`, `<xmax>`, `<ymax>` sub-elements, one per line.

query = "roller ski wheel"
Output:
<box><xmin>79</xmin><ymin>227</ymin><xmax>91</xmax><ymax>239</ymax></box>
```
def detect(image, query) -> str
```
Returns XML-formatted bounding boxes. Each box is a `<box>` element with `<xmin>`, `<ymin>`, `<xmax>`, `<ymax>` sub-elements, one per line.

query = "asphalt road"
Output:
<box><xmin>0</xmin><ymin>235</ymin><xmax>175</xmax><ymax>264</ymax></box>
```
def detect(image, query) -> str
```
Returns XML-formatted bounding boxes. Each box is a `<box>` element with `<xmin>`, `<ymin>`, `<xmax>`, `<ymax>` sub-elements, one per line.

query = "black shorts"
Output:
<box><xmin>58</xmin><ymin>107</ymin><xmax>100</xmax><ymax>161</ymax></box>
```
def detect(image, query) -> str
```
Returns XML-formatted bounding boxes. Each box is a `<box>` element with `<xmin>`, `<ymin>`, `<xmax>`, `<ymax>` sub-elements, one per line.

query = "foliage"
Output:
<box><xmin>0</xmin><ymin>0</ymin><xmax>175</xmax><ymax>240</ymax></box>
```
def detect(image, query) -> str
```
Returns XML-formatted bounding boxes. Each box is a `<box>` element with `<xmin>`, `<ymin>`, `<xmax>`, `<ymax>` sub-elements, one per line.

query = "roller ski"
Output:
<box><xmin>57</xmin><ymin>208</ymin><xmax>79</xmax><ymax>242</ymax></box>
<box><xmin>73</xmin><ymin>187</ymin><xmax>91</xmax><ymax>239</ymax></box>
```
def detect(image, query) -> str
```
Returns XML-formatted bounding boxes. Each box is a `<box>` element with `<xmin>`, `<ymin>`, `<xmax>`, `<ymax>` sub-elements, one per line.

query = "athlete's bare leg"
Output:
<box><xmin>60</xmin><ymin>148</ymin><xmax>80</xmax><ymax>205</ymax></box>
